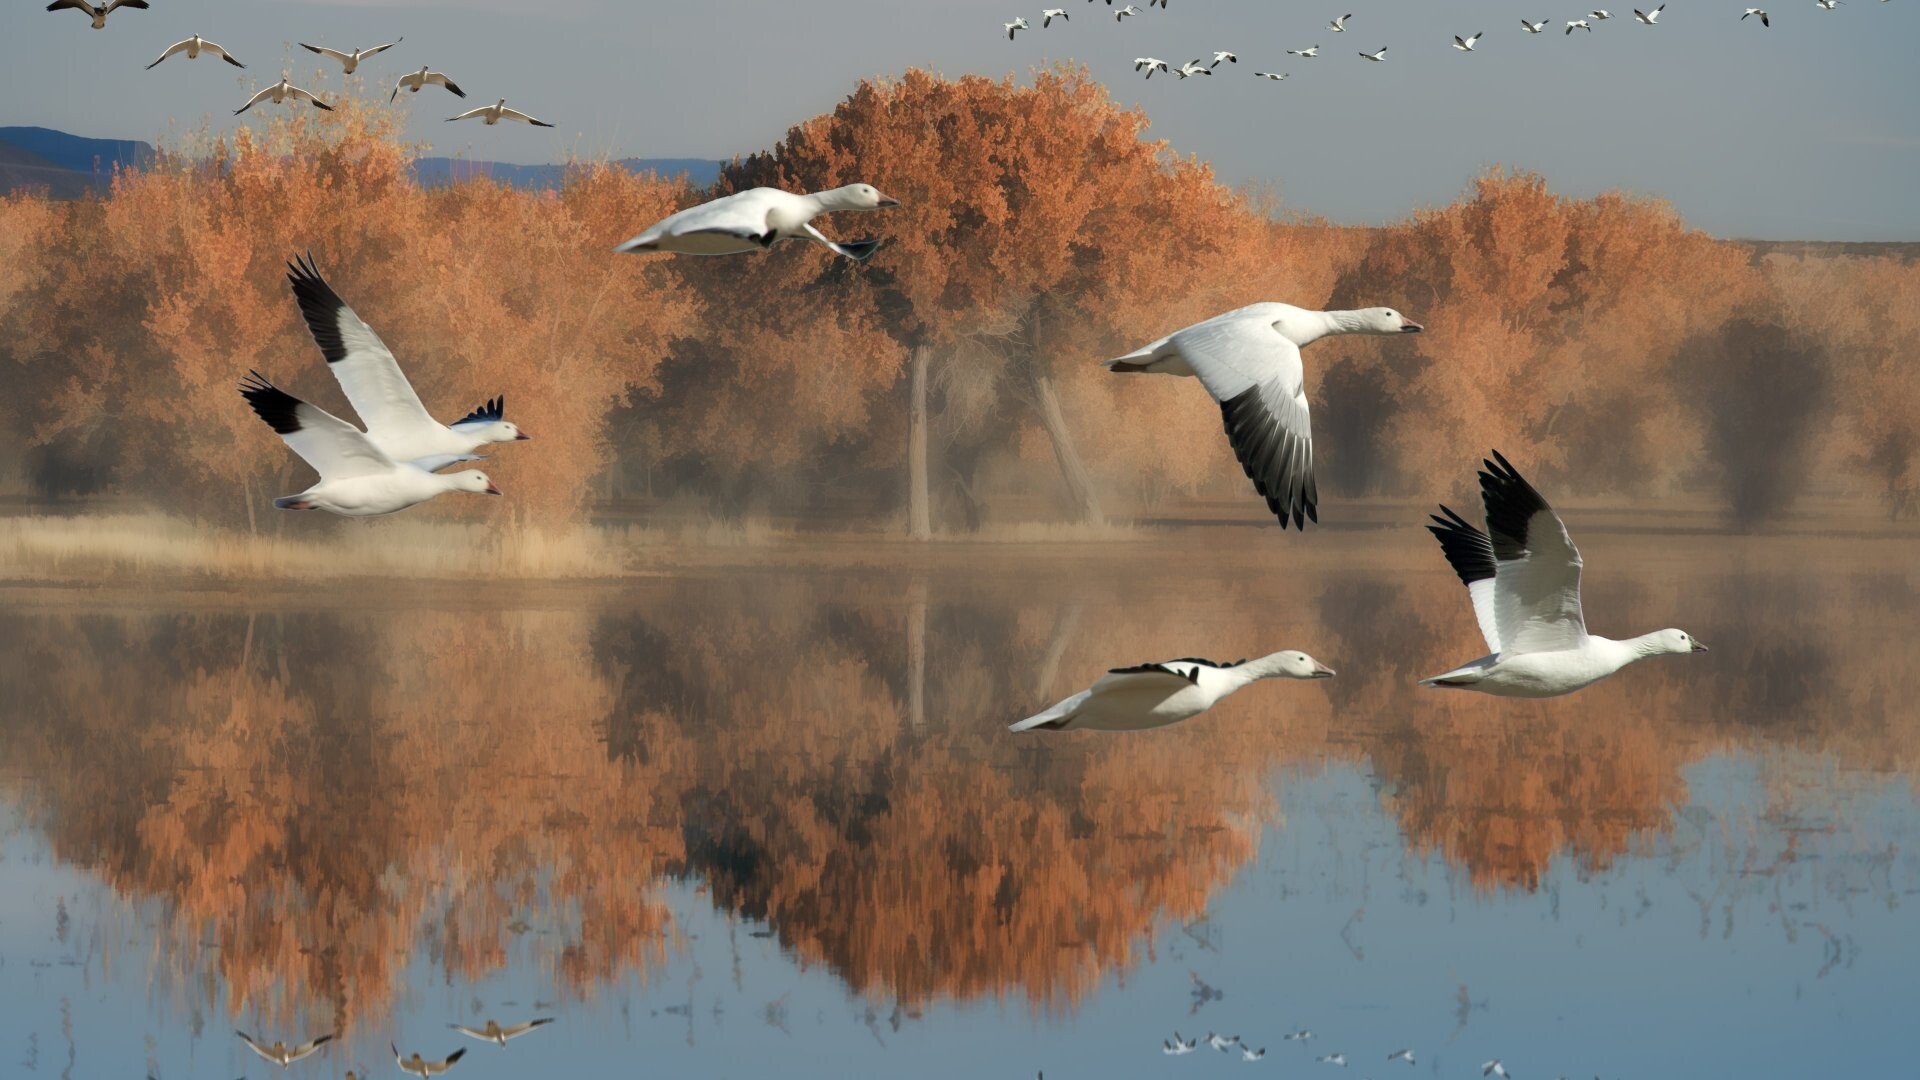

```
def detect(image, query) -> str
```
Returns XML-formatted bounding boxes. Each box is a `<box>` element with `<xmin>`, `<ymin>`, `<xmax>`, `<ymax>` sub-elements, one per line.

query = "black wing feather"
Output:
<box><xmin>285</xmin><ymin>252</ymin><xmax>352</xmax><ymax>364</ymax></box>
<box><xmin>239</xmin><ymin>370</ymin><xmax>304</xmax><ymax>435</ymax></box>
<box><xmin>1426</xmin><ymin>505</ymin><xmax>1497</xmax><ymax>586</ymax></box>
<box><xmin>1477</xmin><ymin>450</ymin><xmax>1553</xmax><ymax>562</ymax></box>
<box><xmin>455</xmin><ymin>396</ymin><xmax>504</xmax><ymax>425</ymax></box>
<box><xmin>1220</xmin><ymin>386</ymin><xmax>1316</xmax><ymax>530</ymax></box>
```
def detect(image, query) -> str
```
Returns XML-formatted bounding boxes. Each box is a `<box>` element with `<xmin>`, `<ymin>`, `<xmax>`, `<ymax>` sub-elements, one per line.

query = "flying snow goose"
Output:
<box><xmin>1566</xmin><ymin>18</ymin><xmax>1593</xmax><ymax>32</ymax></box>
<box><xmin>300</xmin><ymin>39</ymin><xmax>401</xmax><ymax>74</ymax></box>
<box><xmin>1174</xmin><ymin>58</ymin><xmax>1213</xmax><ymax>77</ymax></box>
<box><xmin>393</xmin><ymin>1044</ymin><xmax>467</xmax><ymax>1079</ymax></box>
<box><xmin>1591</xmin><ymin>8</ymin><xmax>1615</xmax><ymax>19</ymax></box>
<box><xmin>1009</xmin><ymin>651</ymin><xmax>1334</xmax><ymax>733</ymax></box>
<box><xmin>286</xmin><ymin>255</ymin><xmax>528</xmax><ymax>467</ymax></box>
<box><xmin>236</xmin><ymin>1032</ymin><xmax>333</xmax><ymax>1068</ymax></box>
<box><xmin>390</xmin><ymin>66</ymin><xmax>465</xmax><ymax>102</ymax></box>
<box><xmin>1743</xmin><ymin>7</ymin><xmax>1771</xmax><ymax>24</ymax></box>
<box><xmin>45</xmin><ymin>0</ymin><xmax>146</xmax><ymax>29</ymax></box>
<box><xmin>1005</xmin><ymin>17</ymin><xmax>1029</xmax><ymax>39</ymax></box>
<box><xmin>1453</xmin><ymin>31</ymin><xmax>1483</xmax><ymax>50</ymax></box>
<box><xmin>1482</xmin><ymin>1061</ymin><xmax>1510</xmax><ymax>1079</ymax></box>
<box><xmin>1329</xmin><ymin>12</ymin><xmax>1353</xmax><ymax>31</ymax></box>
<box><xmin>1358</xmin><ymin>45</ymin><xmax>1388</xmax><ymax>60</ymax></box>
<box><xmin>1243</xmin><ymin>1047</ymin><xmax>1267</xmax><ymax>1062</ymax></box>
<box><xmin>1388</xmin><ymin>1050</ymin><xmax>1416</xmax><ymax>1065</ymax></box>
<box><xmin>1254</xmin><ymin>70</ymin><xmax>1288</xmax><ymax>79</ymax></box>
<box><xmin>1287</xmin><ymin>44</ymin><xmax>1321</xmax><ymax>56</ymax></box>
<box><xmin>1105</xmin><ymin>303</ymin><xmax>1422</xmax><ymax>528</ymax></box>
<box><xmin>241</xmin><ymin>373</ymin><xmax>502</xmax><ymax>516</ymax></box>
<box><xmin>1422</xmin><ymin>451</ymin><xmax>1707</xmax><ymax>696</ymax></box>
<box><xmin>615</xmin><ymin>184</ymin><xmax>899</xmax><ymax>261</ymax></box>
<box><xmin>446</xmin><ymin>99</ymin><xmax>554</xmax><ymax>127</ymax></box>
<box><xmin>147</xmin><ymin>34</ymin><xmax>244</xmax><ymax>69</ymax></box>
<box><xmin>1816</xmin><ymin>0</ymin><xmax>1841</xmax><ymax>9</ymax></box>
<box><xmin>1116</xmin><ymin>4</ymin><xmax>1141</xmax><ymax>20</ymax></box>
<box><xmin>1633</xmin><ymin>4</ymin><xmax>1664</xmax><ymax>22</ymax></box>
<box><xmin>1319</xmin><ymin>1053</ymin><xmax>1348</xmax><ymax>1066</ymax></box>
<box><xmin>1522</xmin><ymin>18</ymin><xmax>1550</xmax><ymax>32</ymax></box>
<box><xmin>449</xmin><ymin>1018</ymin><xmax>555</xmax><ymax>1047</ymax></box>
<box><xmin>1211</xmin><ymin>50</ymin><xmax>1238</xmax><ymax>65</ymax></box>
<box><xmin>1134</xmin><ymin>57</ymin><xmax>1170</xmax><ymax>77</ymax></box>
<box><xmin>1042</xmin><ymin>8</ymin><xmax>1068</xmax><ymax>26</ymax></box>
<box><xmin>235</xmin><ymin>78</ymin><xmax>332</xmax><ymax>114</ymax></box>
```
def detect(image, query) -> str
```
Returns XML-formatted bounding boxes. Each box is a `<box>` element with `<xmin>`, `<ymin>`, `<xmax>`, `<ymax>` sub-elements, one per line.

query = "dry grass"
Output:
<box><xmin>0</xmin><ymin>514</ymin><xmax>647</xmax><ymax>583</ymax></box>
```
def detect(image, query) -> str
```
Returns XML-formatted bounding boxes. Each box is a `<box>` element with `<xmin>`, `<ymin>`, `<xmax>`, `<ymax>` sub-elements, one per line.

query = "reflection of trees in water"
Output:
<box><xmin>0</xmin><ymin>549</ymin><xmax>1914</xmax><ymax>1025</ymax></box>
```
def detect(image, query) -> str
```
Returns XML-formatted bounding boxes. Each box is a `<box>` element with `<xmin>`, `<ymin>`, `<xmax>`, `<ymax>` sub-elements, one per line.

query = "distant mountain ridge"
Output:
<box><xmin>0</xmin><ymin>126</ymin><xmax>724</xmax><ymax>197</ymax></box>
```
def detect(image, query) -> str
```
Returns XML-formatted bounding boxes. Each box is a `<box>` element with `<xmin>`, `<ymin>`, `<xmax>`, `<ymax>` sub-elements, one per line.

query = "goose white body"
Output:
<box><xmin>1010</xmin><ymin>652</ymin><xmax>1334</xmax><ymax>733</ymax></box>
<box><xmin>283</xmin><ymin>255</ymin><xmax>527</xmax><ymax>468</ymax></box>
<box><xmin>1422</xmin><ymin>451</ymin><xmax>1706</xmax><ymax>697</ymax></box>
<box><xmin>1105</xmin><ymin>302</ymin><xmax>1422</xmax><ymax>529</ymax></box>
<box><xmin>615</xmin><ymin>184</ymin><xmax>898</xmax><ymax>260</ymax></box>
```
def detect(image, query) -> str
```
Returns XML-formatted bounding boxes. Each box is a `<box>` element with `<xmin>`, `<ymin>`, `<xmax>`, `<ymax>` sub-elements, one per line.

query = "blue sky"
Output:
<box><xmin>5</xmin><ymin>0</ymin><xmax>1918</xmax><ymax>239</ymax></box>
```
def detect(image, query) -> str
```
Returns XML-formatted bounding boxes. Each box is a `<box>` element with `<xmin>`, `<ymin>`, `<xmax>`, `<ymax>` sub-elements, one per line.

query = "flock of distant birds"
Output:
<box><xmin>1158</xmin><ymin>1029</ymin><xmax>1454</xmax><ymax>1072</ymax></box>
<box><xmin>1003</xmin><ymin>0</ymin><xmax>1893</xmax><ymax>80</ymax></box>
<box><xmin>225</xmin><ymin>1018</ymin><xmax>551</xmax><ymax>1079</ymax></box>
<box><xmin>45</xmin><ymin>0</ymin><xmax>554</xmax><ymax>125</ymax></box>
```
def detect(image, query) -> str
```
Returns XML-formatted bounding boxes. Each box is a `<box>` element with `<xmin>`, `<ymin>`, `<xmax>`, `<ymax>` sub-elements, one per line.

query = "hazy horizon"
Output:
<box><xmin>4</xmin><ymin>0</ymin><xmax>1918</xmax><ymax>240</ymax></box>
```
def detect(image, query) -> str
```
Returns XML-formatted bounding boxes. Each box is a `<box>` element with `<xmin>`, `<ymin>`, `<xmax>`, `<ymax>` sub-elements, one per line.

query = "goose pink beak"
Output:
<box><xmin>514</xmin><ymin>431</ymin><xmax>532</xmax><ymax>440</ymax></box>
<box><xmin>1400</xmin><ymin>319</ymin><xmax>1424</xmax><ymax>333</ymax></box>
<box><xmin>1310</xmin><ymin>662</ymin><xmax>1337</xmax><ymax>678</ymax></box>
<box><xmin>876</xmin><ymin>193</ymin><xmax>901</xmax><ymax>207</ymax></box>
<box><xmin>484</xmin><ymin>482</ymin><xmax>503</xmax><ymax>496</ymax></box>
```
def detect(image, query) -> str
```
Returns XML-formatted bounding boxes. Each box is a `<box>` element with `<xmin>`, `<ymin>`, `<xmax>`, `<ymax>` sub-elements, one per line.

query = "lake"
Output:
<box><xmin>1</xmin><ymin>528</ymin><xmax>1915</xmax><ymax>1079</ymax></box>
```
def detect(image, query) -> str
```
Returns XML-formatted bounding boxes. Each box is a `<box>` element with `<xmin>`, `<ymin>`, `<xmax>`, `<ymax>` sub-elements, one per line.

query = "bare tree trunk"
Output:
<box><xmin>1028</xmin><ymin>367</ymin><xmax>1104</xmax><ymax>525</ymax></box>
<box><xmin>907</xmin><ymin>345</ymin><xmax>932</xmax><ymax>540</ymax></box>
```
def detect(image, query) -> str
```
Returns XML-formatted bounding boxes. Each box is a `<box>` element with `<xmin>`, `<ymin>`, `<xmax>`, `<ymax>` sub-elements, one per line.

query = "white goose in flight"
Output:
<box><xmin>236</xmin><ymin>1031</ymin><xmax>334</xmax><ymax>1068</ymax></box>
<box><xmin>447</xmin><ymin>99</ymin><xmax>555</xmax><ymax>126</ymax></box>
<box><xmin>1633</xmin><ymin>4</ymin><xmax>1664</xmax><ymax>22</ymax></box>
<box><xmin>1423</xmin><ymin>451</ymin><xmax>1707</xmax><ymax>696</ymax></box>
<box><xmin>391</xmin><ymin>67</ymin><xmax>465</xmax><ymax>102</ymax></box>
<box><xmin>1010</xmin><ymin>651</ymin><xmax>1334</xmax><ymax>732</ymax></box>
<box><xmin>1174</xmin><ymin>59</ymin><xmax>1213</xmax><ymax>78</ymax></box>
<box><xmin>286</xmin><ymin>255</ymin><xmax>529</xmax><ymax>468</ymax></box>
<box><xmin>240</xmin><ymin>372</ymin><xmax>502</xmax><ymax>516</ymax></box>
<box><xmin>1329</xmin><ymin>12</ymin><xmax>1353</xmax><ymax>31</ymax></box>
<box><xmin>235</xmin><ymin>78</ymin><xmax>332</xmax><ymax>114</ymax></box>
<box><xmin>615</xmin><ymin>184</ymin><xmax>898</xmax><ymax>261</ymax></box>
<box><xmin>1042</xmin><ymin>9</ymin><xmax>1067</xmax><ymax>27</ymax></box>
<box><xmin>1005</xmin><ymin>17</ymin><xmax>1029</xmax><ymax>39</ymax></box>
<box><xmin>393</xmin><ymin>1044</ymin><xmax>467</xmax><ymax>1079</ymax></box>
<box><xmin>1211</xmin><ymin>50</ymin><xmax>1238</xmax><ymax>66</ymax></box>
<box><xmin>1522</xmin><ymin>18</ymin><xmax>1550</xmax><ymax>32</ymax></box>
<box><xmin>1116</xmin><ymin>4</ymin><xmax>1141</xmax><ymax>20</ymax></box>
<box><xmin>1358</xmin><ymin>45</ymin><xmax>1388</xmax><ymax>60</ymax></box>
<box><xmin>1105</xmin><ymin>302</ymin><xmax>1422</xmax><ymax>529</ymax></box>
<box><xmin>1254</xmin><ymin>71</ymin><xmax>1288</xmax><ymax>79</ymax></box>
<box><xmin>45</xmin><ymin>0</ymin><xmax>146</xmax><ymax>29</ymax></box>
<box><xmin>449</xmin><ymin>1017</ymin><xmax>555</xmax><ymax>1047</ymax></box>
<box><xmin>300</xmin><ymin>39</ymin><xmax>401</xmax><ymax>74</ymax></box>
<box><xmin>1288</xmin><ymin>44</ymin><xmax>1321</xmax><ymax>56</ymax></box>
<box><xmin>1566</xmin><ymin>18</ymin><xmax>1594</xmax><ymax>32</ymax></box>
<box><xmin>1454</xmin><ymin>31</ymin><xmax>1483</xmax><ymax>50</ymax></box>
<box><xmin>1743</xmin><ymin>7</ymin><xmax>1771</xmax><ymax>25</ymax></box>
<box><xmin>147</xmin><ymin>34</ymin><xmax>244</xmax><ymax>69</ymax></box>
<box><xmin>1135</xmin><ymin>57</ymin><xmax>1171</xmax><ymax>77</ymax></box>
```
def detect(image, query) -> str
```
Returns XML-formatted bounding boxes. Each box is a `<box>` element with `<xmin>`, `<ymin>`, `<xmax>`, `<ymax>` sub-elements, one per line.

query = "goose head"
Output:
<box><xmin>1346</xmin><ymin>306</ymin><xmax>1424</xmax><ymax>334</ymax></box>
<box><xmin>475</xmin><ymin>419</ymin><xmax>531</xmax><ymax>443</ymax></box>
<box><xmin>1651</xmin><ymin>628</ymin><xmax>1708</xmax><ymax>655</ymax></box>
<box><xmin>449</xmin><ymin>469</ymin><xmax>503</xmax><ymax>496</ymax></box>
<box><xmin>1256</xmin><ymin>650</ymin><xmax>1337</xmax><ymax>680</ymax></box>
<box><xmin>819</xmin><ymin>183</ymin><xmax>900</xmax><ymax>211</ymax></box>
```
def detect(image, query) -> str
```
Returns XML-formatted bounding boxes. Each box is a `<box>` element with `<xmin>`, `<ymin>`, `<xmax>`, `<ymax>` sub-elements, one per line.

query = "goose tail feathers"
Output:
<box><xmin>1009</xmin><ymin>690</ymin><xmax>1089</xmax><ymax>732</ymax></box>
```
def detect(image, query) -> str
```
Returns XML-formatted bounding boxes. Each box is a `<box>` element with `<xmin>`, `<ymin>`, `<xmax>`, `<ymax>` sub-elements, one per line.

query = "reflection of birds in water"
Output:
<box><xmin>236</xmin><ymin>1031</ymin><xmax>333</xmax><ymax>1067</ymax></box>
<box><xmin>1242</xmin><ymin>1046</ymin><xmax>1266</xmax><ymax>1061</ymax></box>
<box><xmin>449</xmin><ymin>1017</ymin><xmax>554</xmax><ymax>1046</ymax></box>
<box><xmin>1284</xmin><ymin>1029</ymin><xmax>1315</xmax><ymax>1041</ymax></box>
<box><xmin>1188</xmin><ymin>969</ymin><xmax>1225</xmax><ymax>1012</ymax></box>
<box><xmin>1482</xmin><ymin>1059</ymin><xmax>1511</xmax><ymax>1077</ymax></box>
<box><xmin>1208</xmin><ymin>1032</ymin><xmax>1241</xmax><ymax>1052</ymax></box>
<box><xmin>1163</xmin><ymin>1033</ymin><xmax>1200</xmax><ymax>1055</ymax></box>
<box><xmin>1318</xmin><ymin>1051</ymin><xmax>1348</xmax><ymax>1065</ymax></box>
<box><xmin>393</xmin><ymin>1043</ymin><xmax>467</xmax><ymax>1078</ymax></box>
<box><xmin>1009</xmin><ymin>651</ymin><xmax>1334</xmax><ymax>732</ymax></box>
<box><xmin>1388</xmin><ymin>1048</ymin><xmax>1416</xmax><ymax>1064</ymax></box>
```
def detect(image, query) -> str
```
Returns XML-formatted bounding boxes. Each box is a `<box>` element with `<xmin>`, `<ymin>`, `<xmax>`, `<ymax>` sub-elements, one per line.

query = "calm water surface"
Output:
<box><xmin>1</xmin><ymin>534</ymin><xmax>1915</xmax><ymax>1079</ymax></box>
